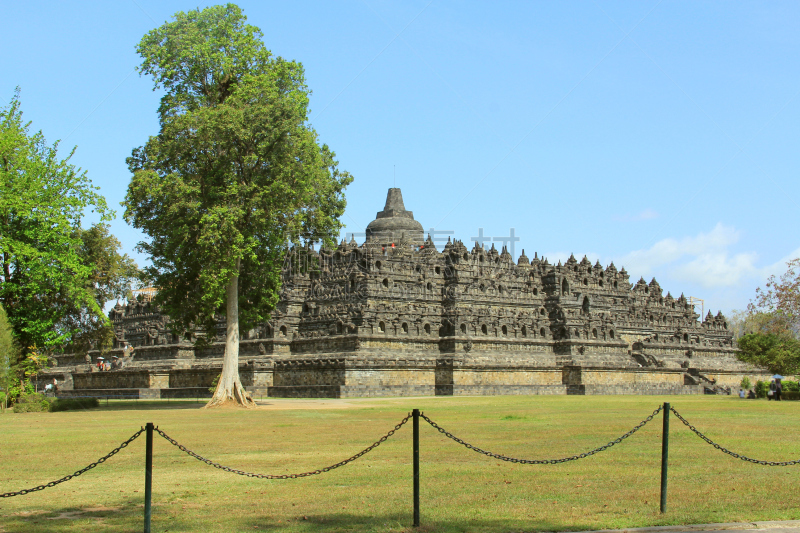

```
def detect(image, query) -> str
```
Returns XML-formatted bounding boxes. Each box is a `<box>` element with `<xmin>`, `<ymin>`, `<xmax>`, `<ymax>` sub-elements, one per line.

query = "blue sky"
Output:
<box><xmin>3</xmin><ymin>1</ymin><xmax>799</xmax><ymax>316</ymax></box>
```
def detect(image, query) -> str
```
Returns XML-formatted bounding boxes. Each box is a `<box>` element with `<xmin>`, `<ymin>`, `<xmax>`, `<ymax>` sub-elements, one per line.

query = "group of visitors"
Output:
<box><xmin>739</xmin><ymin>388</ymin><xmax>757</xmax><ymax>399</ymax></box>
<box><xmin>768</xmin><ymin>378</ymin><xmax>783</xmax><ymax>401</ymax></box>
<box><xmin>738</xmin><ymin>378</ymin><xmax>783</xmax><ymax>400</ymax></box>
<box><xmin>93</xmin><ymin>343</ymin><xmax>134</xmax><ymax>372</ymax></box>
<box><xmin>96</xmin><ymin>356</ymin><xmax>125</xmax><ymax>371</ymax></box>
<box><xmin>43</xmin><ymin>378</ymin><xmax>58</xmax><ymax>395</ymax></box>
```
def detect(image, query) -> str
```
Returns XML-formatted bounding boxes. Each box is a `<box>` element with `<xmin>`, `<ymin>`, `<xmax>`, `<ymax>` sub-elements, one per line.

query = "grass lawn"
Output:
<box><xmin>1</xmin><ymin>394</ymin><xmax>798</xmax><ymax>532</ymax></box>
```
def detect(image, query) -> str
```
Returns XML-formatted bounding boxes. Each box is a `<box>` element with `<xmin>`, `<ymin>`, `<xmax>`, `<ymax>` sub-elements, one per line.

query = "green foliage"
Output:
<box><xmin>62</xmin><ymin>224</ymin><xmax>140</xmax><ymax>354</ymax></box>
<box><xmin>0</xmin><ymin>303</ymin><xmax>18</xmax><ymax>409</ymax></box>
<box><xmin>48</xmin><ymin>397</ymin><xmax>99</xmax><ymax>412</ymax></box>
<box><xmin>0</xmin><ymin>89</ymin><xmax>111</xmax><ymax>352</ymax></box>
<box><xmin>782</xmin><ymin>391</ymin><xmax>800</xmax><ymax>401</ymax></box>
<box><xmin>740</xmin><ymin>376</ymin><xmax>752</xmax><ymax>390</ymax></box>
<box><xmin>781</xmin><ymin>380</ymin><xmax>799</xmax><ymax>392</ymax></box>
<box><xmin>755</xmin><ymin>380</ymin><xmax>769</xmax><ymax>399</ymax></box>
<box><xmin>209</xmin><ymin>373</ymin><xmax>220</xmax><ymax>394</ymax></box>
<box><xmin>737</xmin><ymin>333</ymin><xmax>800</xmax><ymax>376</ymax></box>
<box><xmin>12</xmin><ymin>392</ymin><xmax>50</xmax><ymax>413</ymax></box>
<box><xmin>747</xmin><ymin>258</ymin><xmax>800</xmax><ymax>338</ymax></box>
<box><xmin>124</xmin><ymin>4</ymin><xmax>352</xmax><ymax>342</ymax></box>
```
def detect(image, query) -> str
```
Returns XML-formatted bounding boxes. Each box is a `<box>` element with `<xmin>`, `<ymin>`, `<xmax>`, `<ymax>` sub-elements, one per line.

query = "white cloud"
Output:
<box><xmin>615</xmin><ymin>223</ymin><xmax>743</xmax><ymax>283</ymax></box>
<box><xmin>613</xmin><ymin>224</ymin><xmax>800</xmax><ymax>289</ymax></box>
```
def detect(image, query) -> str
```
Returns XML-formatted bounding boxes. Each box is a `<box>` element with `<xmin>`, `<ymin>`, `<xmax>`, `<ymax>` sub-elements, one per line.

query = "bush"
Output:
<box><xmin>740</xmin><ymin>377</ymin><xmax>752</xmax><ymax>390</ymax></box>
<box><xmin>782</xmin><ymin>380</ymin><xmax>799</xmax><ymax>392</ymax></box>
<box><xmin>782</xmin><ymin>391</ymin><xmax>800</xmax><ymax>401</ymax></box>
<box><xmin>48</xmin><ymin>397</ymin><xmax>99</xmax><ymax>412</ymax></box>
<box><xmin>209</xmin><ymin>373</ymin><xmax>220</xmax><ymax>394</ymax></box>
<box><xmin>755</xmin><ymin>380</ymin><xmax>769</xmax><ymax>399</ymax></box>
<box><xmin>12</xmin><ymin>392</ymin><xmax>51</xmax><ymax>413</ymax></box>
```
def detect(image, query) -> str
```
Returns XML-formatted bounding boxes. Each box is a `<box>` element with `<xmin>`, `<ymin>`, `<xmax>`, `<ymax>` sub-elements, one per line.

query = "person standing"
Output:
<box><xmin>768</xmin><ymin>379</ymin><xmax>776</xmax><ymax>400</ymax></box>
<box><xmin>775</xmin><ymin>379</ymin><xmax>783</xmax><ymax>401</ymax></box>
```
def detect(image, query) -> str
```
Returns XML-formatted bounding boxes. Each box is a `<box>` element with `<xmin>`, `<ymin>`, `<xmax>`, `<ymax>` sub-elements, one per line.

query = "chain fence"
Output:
<box><xmin>420</xmin><ymin>405</ymin><xmax>663</xmax><ymax>464</ymax></box>
<box><xmin>5</xmin><ymin>403</ymin><xmax>800</xmax><ymax>504</ymax></box>
<box><xmin>154</xmin><ymin>412</ymin><xmax>411</xmax><ymax>479</ymax></box>
<box><xmin>670</xmin><ymin>406</ymin><xmax>800</xmax><ymax>466</ymax></box>
<box><xmin>0</xmin><ymin>428</ymin><xmax>145</xmax><ymax>498</ymax></box>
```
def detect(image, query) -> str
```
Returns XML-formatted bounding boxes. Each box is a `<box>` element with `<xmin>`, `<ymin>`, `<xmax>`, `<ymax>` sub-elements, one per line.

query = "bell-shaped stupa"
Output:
<box><xmin>365</xmin><ymin>188</ymin><xmax>424</xmax><ymax>244</ymax></box>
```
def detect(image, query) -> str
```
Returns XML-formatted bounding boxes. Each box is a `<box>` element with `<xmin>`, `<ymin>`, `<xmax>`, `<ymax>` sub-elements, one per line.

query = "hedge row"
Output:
<box><xmin>12</xmin><ymin>394</ymin><xmax>99</xmax><ymax>413</ymax></box>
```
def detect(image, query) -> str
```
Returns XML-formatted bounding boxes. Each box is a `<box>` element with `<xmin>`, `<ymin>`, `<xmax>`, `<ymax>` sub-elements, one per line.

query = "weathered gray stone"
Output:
<box><xmin>45</xmin><ymin>188</ymin><xmax>770</xmax><ymax>398</ymax></box>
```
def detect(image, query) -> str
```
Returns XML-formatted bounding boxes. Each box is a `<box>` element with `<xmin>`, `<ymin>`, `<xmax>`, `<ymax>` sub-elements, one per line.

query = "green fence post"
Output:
<box><xmin>413</xmin><ymin>409</ymin><xmax>420</xmax><ymax>527</ymax></box>
<box><xmin>144</xmin><ymin>422</ymin><xmax>154</xmax><ymax>533</ymax></box>
<box><xmin>660</xmin><ymin>403</ymin><xmax>669</xmax><ymax>514</ymax></box>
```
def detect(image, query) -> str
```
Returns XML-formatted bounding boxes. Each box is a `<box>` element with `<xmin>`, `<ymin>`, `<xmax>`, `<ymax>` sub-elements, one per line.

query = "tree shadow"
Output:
<box><xmin>241</xmin><ymin>511</ymin><xmax>587</xmax><ymax>532</ymax></box>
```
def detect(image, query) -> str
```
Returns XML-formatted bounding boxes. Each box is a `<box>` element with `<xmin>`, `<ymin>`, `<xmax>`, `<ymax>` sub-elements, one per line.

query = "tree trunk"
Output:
<box><xmin>205</xmin><ymin>259</ymin><xmax>254</xmax><ymax>408</ymax></box>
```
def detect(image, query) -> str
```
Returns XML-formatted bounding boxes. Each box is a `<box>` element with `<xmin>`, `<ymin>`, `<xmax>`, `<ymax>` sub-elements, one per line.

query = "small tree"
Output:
<box><xmin>747</xmin><ymin>258</ymin><xmax>800</xmax><ymax>338</ymax></box>
<box><xmin>737</xmin><ymin>259</ymin><xmax>800</xmax><ymax>374</ymax></box>
<box><xmin>61</xmin><ymin>224</ymin><xmax>140</xmax><ymax>355</ymax></box>
<box><xmin>738</xmin><ymin>333</ymin><xmax>800</xmax><ymax>376</ymax></box>
<box><xmin>740</xmin><ymin>376</ymin><xmax>752</xmax><ymax>390</ymax></box>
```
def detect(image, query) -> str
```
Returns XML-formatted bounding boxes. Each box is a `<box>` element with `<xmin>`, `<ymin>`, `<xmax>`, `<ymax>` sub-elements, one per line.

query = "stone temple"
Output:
<box><xmin>45</xmin><ymin>188</ymin><xmax>765</xmax><ymax>398</ymax></box>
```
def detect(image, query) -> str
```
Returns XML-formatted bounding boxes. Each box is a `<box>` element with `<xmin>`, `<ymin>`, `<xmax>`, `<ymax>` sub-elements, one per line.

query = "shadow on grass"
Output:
<box><xmin>242</xmin><ymin>512</ymin><xmax>594</xmax><ymax>533</ymax></box>
<box><xmin>94</xmin><ymin>400</ymin><xmax>207</xmax><ymax>411</ymax></box>
<box><xmin>6</xmin><ymin>505</ymin><xmax>609</xmax><ymax>533</ymax></box>
<box><xmin>4</xmin><ymin>502</ymin><xmax>145</xmax><ymax>533</ymax></box>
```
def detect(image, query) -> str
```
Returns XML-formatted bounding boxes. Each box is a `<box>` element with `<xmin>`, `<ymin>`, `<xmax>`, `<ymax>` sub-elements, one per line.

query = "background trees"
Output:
<box><xmin>1</xmin><ymin>90</ymin><xmax>110</xmax><ymax>351</ymax></box>
<box><xmin>124</xmin><ymin>4</ymin><xmax>352</xmax><ymax>407</ymax></box>
<box><xmin>61</xmin><ymin>224</ymin><xmax>140</xmax><ymax>355</ymax></box>
<box><xmin>736</xmin><ymin>258</ymin><xmax>800</xmax><ymax>375</ymax></box>
<box><xmin>0</xmin><ymin>91</ymin><xmax>138</xmax><ymax>400</ymax></box>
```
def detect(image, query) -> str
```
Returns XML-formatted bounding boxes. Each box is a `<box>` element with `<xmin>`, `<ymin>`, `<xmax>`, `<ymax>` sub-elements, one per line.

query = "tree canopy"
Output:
<box><xmin>0</xmin><ymin>90</ymin><xmax>112</xmax><ymax>352</ymax></box>
<box><xmin>124</xmin><ymin>4</ymin><xmax>352</xmax><ymax>407</ymax></box>
<box><xmin>61</xmin><ymin>224</ymin><xmax>140</xmax><ymax>354</ymax></box>
<box><xmin>736</xmin><ymin>258</ymin><xmax>800</xmax><ymax>376</ymax></box>
<box><xmin>737</xmin><ymin>332</ymin><xmax>800</xmax><ymax>376</ymax></box>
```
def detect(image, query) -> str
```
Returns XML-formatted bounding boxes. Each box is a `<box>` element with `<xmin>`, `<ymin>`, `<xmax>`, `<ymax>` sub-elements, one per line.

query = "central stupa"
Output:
<box><xmin>365</xmin><ymin>188</ymin><xmax>424</xmax><ymax>244</ymax></box>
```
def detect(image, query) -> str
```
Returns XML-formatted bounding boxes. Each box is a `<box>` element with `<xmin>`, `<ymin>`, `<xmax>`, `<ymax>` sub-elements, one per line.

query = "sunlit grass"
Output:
<box><xmin>1</xmin><ymin>395</ymin><xmax>798</xmax><ymax>532</ymax></box>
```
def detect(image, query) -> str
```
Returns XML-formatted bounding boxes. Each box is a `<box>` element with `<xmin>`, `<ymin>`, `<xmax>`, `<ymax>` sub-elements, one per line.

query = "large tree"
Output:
<box><xmin>0</xmin><ymin>90</ymin><xmax>112</xmax><ymax>354</ymax></box>
<box><xmin>124</xmin><ymin>4</ymin><xmax>352</xmax><ymax>407</ymax></box>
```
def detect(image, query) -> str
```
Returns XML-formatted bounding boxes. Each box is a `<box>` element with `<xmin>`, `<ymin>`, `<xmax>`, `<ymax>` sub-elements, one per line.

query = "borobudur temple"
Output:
<box><xmin>43</xmin><ymin>188</ymin><xmax>767</xmax><ymax>399</ymax></box>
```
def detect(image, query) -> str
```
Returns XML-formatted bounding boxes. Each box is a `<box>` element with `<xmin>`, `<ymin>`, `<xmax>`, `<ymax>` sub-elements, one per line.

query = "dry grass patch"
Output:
<box><xmin>0</xmin><ymin>395</ymin><xmax>798</xmax><ymax>532</ymax></box>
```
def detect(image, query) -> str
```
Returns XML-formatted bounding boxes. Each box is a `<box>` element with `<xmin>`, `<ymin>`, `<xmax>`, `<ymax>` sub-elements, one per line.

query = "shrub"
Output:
<box><xmin>755</xmin><ymin>380</ymin><xmax>769</xmax><ymax>399</ymax></box>
<box><xmin>782</xmin><ymin>391</ymin><xmax>800</xmax><ymax>401</ymax></box>
<box><xmin>740</xmin><ymin>377</ymin><xmax>752</xmax><ymax>390</ymax></box>
<box><xmin>12</xmin><ymin>392</ymin><xmax>51</xmax><ymax>413</ymax></box>
<box><xmin>209</xmin><ymin>373</ymin><xmax>220</xmax><ymax>394</ymax></box>
<box><xmin>48</xmin><ymin>397</ymin><xmax>99</xmax><ymax>412</ymax></box>
<box><xmin>782</xmin><ymin>380</ymin><xmax>799</xmax><ymax>392</ymax></box>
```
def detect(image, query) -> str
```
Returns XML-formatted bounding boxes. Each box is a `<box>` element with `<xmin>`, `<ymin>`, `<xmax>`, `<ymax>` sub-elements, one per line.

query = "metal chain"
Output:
<box><xmin>0</xmin><ymin>428</ymin><xmax>145</xmax><ymax>498</ymax></box>
<box><xmin>421</xmin><ymin>405</ymin><xmax>663</xmax><ymax>464</ymax></box>
<box><xmin>155</xmin><ymin>413</ymin><xmax>411</xmax><ymax>479</ymax></box>
<box><xmin>670</xmin><ymin>407</ymin><xmax>800</xmax><ymax>466</ymax></box>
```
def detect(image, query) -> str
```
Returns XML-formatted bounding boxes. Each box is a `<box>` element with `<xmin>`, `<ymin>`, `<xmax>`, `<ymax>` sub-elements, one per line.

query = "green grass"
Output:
<box><xmin>1</xmin><ymin>395</ymin><xmax>798</xmax><ymax>532</ymax></box>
